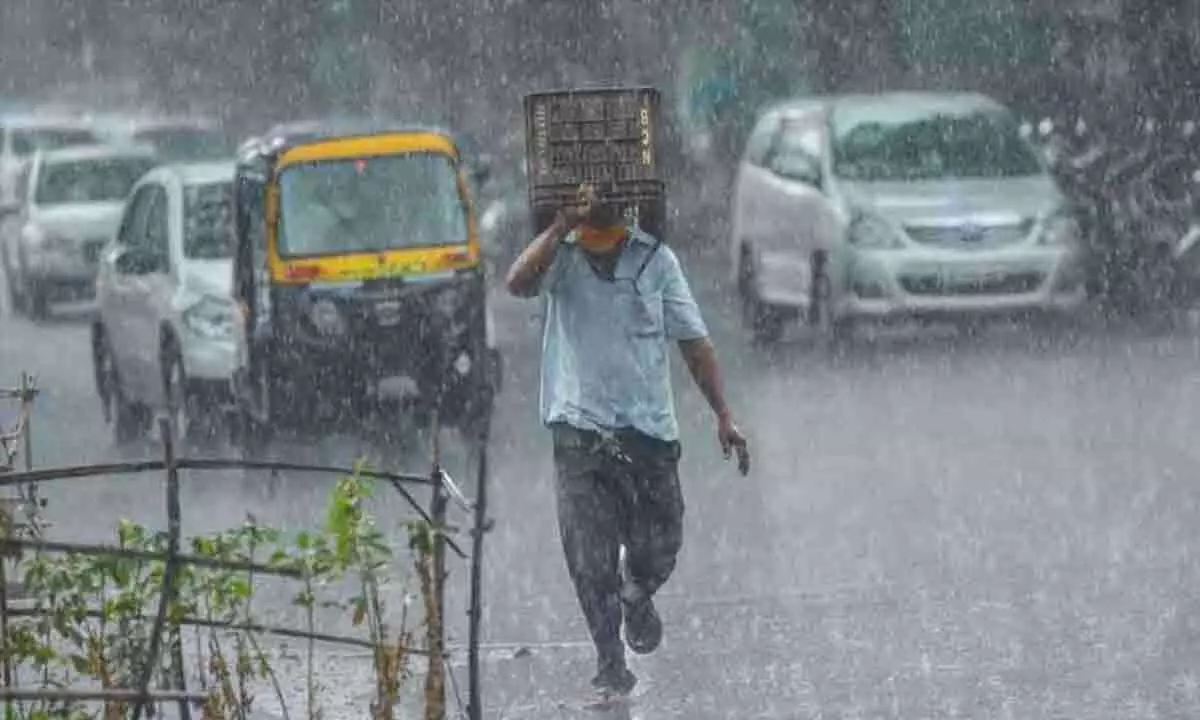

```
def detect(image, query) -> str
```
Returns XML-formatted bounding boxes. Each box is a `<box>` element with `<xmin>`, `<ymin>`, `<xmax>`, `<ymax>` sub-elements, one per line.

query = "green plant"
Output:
<box><xmin>0</xmin><ymin>467</ymin><xmax>445</xmax><ymax>720</ymax></box>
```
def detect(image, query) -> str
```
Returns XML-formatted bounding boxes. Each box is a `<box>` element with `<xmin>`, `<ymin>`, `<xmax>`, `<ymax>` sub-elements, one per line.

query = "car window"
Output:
<box><xmin>34</xmin><ymin>155</ymin><xmax>157</xmax><ymax>206</ymax></box>
<box><xmin>766</xmin><ymin>113</ymin><xmax>826</xmax><ymax>168</ymax></box>
<box><xmin>744</xmin><ymin>114</ymin><xmax>779</xmax><ymax>166</ymax></box>
<box><xmin>183</xmin><ymin>181</ymin><xmax>233</xmax><ymax>259</ymax></box>
<box><xmin>831</xmin><ymin>106</ymin><xmax>1044</xmax><ymax>181</ymax></box>
<box><xmin>117</xmin><ymin>186</ymin><xmax>155</xmax><ymax>250</ymax></box>
<box><xmin>277</xmin><ymin>152</ymin><xmax>468</xmax><ymax>256</ymax></box>
<box><xmin>11</xmin><ymin>128</ymin><xmax>100</xmax><ymax>157</ymax></box>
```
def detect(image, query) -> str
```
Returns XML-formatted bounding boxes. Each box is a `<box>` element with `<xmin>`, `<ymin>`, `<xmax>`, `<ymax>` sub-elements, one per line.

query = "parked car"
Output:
<box><xmin>0</xmin><ymin>113</ymin><xmax>103</xmax><ymax>207</ymax></box>
<box><xmin>97</xmin><ymin>115</ymin><xmax>232</xmax><ymax>162</ymax></box>
<box><xmin>91</xmin><ymin>160</ymin><xmax>237</xmax><ymax>447</ymax></box>
<box><xmin>2</xmin><ymin>144</ymin><xmax>158</xmax><ymax>317</ymax></box>
<box><xmin>729</xmin><ymin>91</ymin><xmax>1088</xmax><ymax>344</ymax></box>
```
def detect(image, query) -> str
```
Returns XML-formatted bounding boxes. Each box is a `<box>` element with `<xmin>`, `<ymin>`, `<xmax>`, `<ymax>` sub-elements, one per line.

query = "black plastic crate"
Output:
<box><xmin>524</xmin><ymin>87</ymin><xmax>663</xmax><ymax>193</ymax></box>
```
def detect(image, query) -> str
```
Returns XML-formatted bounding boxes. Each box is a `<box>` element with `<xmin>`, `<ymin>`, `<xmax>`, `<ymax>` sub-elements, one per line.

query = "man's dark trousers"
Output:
<box><xmin>551</xmin><ymin>422</ymin><xmax>685</xmax><ymax>667</ymax></box>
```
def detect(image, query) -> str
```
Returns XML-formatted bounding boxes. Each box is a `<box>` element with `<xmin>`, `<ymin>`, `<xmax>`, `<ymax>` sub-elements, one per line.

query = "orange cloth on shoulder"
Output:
<box><xmin>577</xmin><ymin>224</ymin><xmax>627</xmax><ymax>254</ymax></box>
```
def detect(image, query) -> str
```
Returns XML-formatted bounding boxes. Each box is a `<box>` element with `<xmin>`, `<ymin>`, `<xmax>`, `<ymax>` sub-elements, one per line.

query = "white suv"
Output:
<box><xmin>2</xmin><ymin>144</ymin><xmax>158</xmax><ymax>317</ymax></box>
<box><xmin>729</xmin><ymin>92</ymin><xmax>1087</xmax><ymax>344</ymax></box>
<box><xmin>91</xmin><ymin>161</ymin><xmax>238</xmax><ymax>447</ymax></box>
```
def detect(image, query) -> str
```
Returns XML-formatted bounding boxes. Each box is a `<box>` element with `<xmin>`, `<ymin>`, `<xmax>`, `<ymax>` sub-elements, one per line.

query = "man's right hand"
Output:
<box><xmin>507</xmin><ymin>184</ymin><xmax>596</xmax><ymax>297</ymax></box>
<box><xmin>555</xmin><ymin>183</ymin><xmax>596</xmax><ymax>230</ymax></box>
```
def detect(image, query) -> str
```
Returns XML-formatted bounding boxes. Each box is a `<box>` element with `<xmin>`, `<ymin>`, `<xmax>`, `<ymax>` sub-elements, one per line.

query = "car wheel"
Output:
<box><xmin>227</xmin><ymin>402</ymin><xmax>279</xmax><ymax>496</ymax></box>
<box><xmin>237</xmin><ymin>361</ymin><xmax>278</xmax><ymax>457</ymax></box>
<box><xmin>162</xmin><ymin>347</ymin><xmax>208</xmax><ymax>448</ymax></box>
<box><xmin>0</xmin><ymin>245</ymin><xmax>18</xmax><ymax>313</ymax></box>
<box><xmin>738</xmin><ymin>246</ymin><xmax>785</xmax><ymax>345</ymax></box>
<box><xmin>100</xmin><ymin>335</ymin><xmax>148</xmax><ymax>446</ymax></box>
<box><xmin>8</xmin><ymin>249</ymin><xmax>28</xmax><ymax>315</ymax></box>
<box><xmin>92</xmin><ymin>324</ymin><xmax>112</xmax><ymax>416</ymax></box>
<box><xmin>21</xmin><ymin>271</ymin><xmax>48</xmax><ymax>321</ymax></box>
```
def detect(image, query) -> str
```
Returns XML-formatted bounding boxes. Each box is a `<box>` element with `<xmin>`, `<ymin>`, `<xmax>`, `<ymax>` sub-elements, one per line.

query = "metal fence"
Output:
<box><xmin>0</xmin><ymin>409</ymin><xmax>493</xmax><ymax>720</ymax></box>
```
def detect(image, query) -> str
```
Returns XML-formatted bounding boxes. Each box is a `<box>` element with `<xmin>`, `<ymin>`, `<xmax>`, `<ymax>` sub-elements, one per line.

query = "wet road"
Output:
<box><xmin>5</xmin><ymin>230</ymin><xmax>1200</xmax><ymax>719</ymax></box>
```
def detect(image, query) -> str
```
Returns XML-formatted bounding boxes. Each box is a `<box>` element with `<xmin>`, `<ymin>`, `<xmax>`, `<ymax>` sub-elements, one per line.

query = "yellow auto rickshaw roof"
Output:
<box><xmin>276</xmin><ymin>131</ymin><xmax>459</xmax><ymax>170</ymax></box>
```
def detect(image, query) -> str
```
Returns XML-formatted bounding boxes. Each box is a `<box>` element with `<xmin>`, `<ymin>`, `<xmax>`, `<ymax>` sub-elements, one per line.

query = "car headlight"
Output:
<box><xmin>430</xmin><ymin>286</ymin><xmax>462</xmax><ymax>321</ymax></box>
<box><xmin>309</xmin><ymin>298</ymin><xmax>346</xmax><ymax>336</ymax></box>
<box><xmin>22</xmin><ymin>225</ymin><xmax>75</xmax><ymax>252</ymax></box>
<box><xmin>183</xmin><ymin>296</ymin><xmax>236</xmax><ymax>340</ymax></box>
<box><xmin>848</xmin><ymin>213</ymin><xmax>904</xmax><ymax>250</ymax></box>
<box><xmin>1036</xmin><ymin>209</ymin><xmax>1080</xmax><ymax>247</ymax></box>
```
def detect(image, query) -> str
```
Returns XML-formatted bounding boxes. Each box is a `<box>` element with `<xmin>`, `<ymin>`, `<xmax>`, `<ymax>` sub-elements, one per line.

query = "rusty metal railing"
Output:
<box><xmin>0</xmin><ymin>413</ymin><xmax>494</xmax><ymax>720</ymax></box>
<box><xmin>0</xmin><ymin>372</ymin><xmax>43</xmax><ymax>720</ymax></box>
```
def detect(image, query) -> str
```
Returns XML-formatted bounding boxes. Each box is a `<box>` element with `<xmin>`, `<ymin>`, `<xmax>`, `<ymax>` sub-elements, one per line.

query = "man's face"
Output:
<box><xmin>587</xmin><ymin>198</ymin><xmax>621</xmax><ymax>229</ymax></box>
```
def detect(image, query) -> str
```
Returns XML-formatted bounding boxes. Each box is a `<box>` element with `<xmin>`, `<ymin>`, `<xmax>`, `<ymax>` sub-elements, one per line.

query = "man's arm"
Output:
<box><xmin>504</xmin><ymin>217</ymin><xmax>571</xmax><ymax>297</ymax></box>
<box><xmin>677</xmin><ymin>336</ymin><xmax>731</xmax><ymax>421</ymax></box>
<box><xmin>660</xmin><ymin>247</ymin><xmax>723</xmax><ymax>415</ymax></box>
<box><xmin>661</xmin><ymin>247</ymin><xmax>750</xmax><ymax>473</ymax></box>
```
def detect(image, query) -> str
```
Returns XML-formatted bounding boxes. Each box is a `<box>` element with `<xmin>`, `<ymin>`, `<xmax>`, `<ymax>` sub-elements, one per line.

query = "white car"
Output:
<box><xmin>91</xmin><ymin>161</ymin><xmax>238</xmax><ymax>446</ymax></box>
<box><xmin>0</xmin><ymin>114</ymin><xmax>103</xmax><ymax>206</ymax></box>
<box><xmin>729</xmin><ymin>91</ymin><xmax>1087</xmax><ymax>343</ymax></box>
<box><xmin>2</xmin><ymin>144</ymin><xmax>158</xmax><ymax>317</ymax></box>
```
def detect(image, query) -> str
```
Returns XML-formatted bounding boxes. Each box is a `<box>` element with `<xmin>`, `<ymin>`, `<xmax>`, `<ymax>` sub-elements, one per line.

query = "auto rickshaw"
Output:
<box><xmin>229</xmin><ymin>123</ymin><xmax>501</xmax><ymax>448</ymax></box>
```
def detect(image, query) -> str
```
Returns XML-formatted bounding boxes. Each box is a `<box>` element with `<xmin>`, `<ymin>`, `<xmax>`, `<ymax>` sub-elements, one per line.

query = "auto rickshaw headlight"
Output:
<box><xmin>454</xmin><ymin>351</ymin><xmax>472</xmax><ymax>376</ymax></box>
<box><xmin>309</xmin><ymin>299</ymin><xmax>346</xmax><ymax>336</ymax></box>
<box><xmin>432</xmin><ymin>287</ymin><xmax>459</xmax><ymax>319</ymax></box>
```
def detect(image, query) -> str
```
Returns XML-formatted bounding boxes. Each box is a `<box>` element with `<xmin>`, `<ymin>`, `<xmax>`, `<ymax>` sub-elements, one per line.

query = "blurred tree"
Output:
<box><xmin>1122</xmin><ymin>0</ymin><xmax>1200</xmax><ymax>119</ymax></box>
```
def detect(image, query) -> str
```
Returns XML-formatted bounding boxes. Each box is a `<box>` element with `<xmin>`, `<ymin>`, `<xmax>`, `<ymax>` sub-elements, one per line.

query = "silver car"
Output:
<box><xmin>729</xmin><ymin>91</ymin><xmax>1087</xmax><ymax>343</ymax></box>
<box><xmin>0</xmin><ymin>113</ymin><xmax>103</xmax><ymax>206</ymax></box>
<box><xmin>92</xmin><ymin>161</ymin><xmax>237</xmax><ymax>447</ymax></box>
<box><xmin>2</xmin><ymin>144</ymin><xmax>158</xmax><ymax>317</ymax></box>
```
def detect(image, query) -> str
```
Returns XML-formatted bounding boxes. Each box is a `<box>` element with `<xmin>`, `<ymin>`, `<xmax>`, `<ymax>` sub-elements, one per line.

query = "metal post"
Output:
<box><xmin>424</xmin><ymin>458</ymin><xmax>448</xmax><ymax>720</ymax></box>
<box><xmin>465</xmin><ymin>407</ymin><xmax>491</xmax><ymax>720</ymax></box>
<box><xmin>0</xmin><ymin>496</ymin><xmax>11</xmax><ymax>720</ymax></box>
<box><xmin>131</xmin><ymin>419</ymin><xmax>184</xmax><ymax>720</ymax></box>
<box><xmin>20</xmin><ymin>373</ymin><xmax>31</xmax><ymax>474</ymax></box>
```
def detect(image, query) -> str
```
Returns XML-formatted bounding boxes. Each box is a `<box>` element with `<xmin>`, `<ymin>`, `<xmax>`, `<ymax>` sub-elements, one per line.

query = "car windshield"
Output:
<box><xmin>134</xmin><ymin>128</ymin><xmax>228</xmax><ymax>161</ymax></box>
<box><xmin>832</xmin><ymin>108</ymin><xmax>1044</xmax><ymax>181</ymax></box>
<box><xmin>11</xmin><ymin>128</ymin><xmax>100</xmax><ymax>157</ymax></box>
<box><xmin>184</xmin><ymin>181</ymin><xmax>233</xmax><ymax>259</ymax></box>
<box><xmin>34</xmin><ymin>156</ymin><xmax>157</xmax><ymax>205</ymax></box>
<box><xmin>277</xmin><ymin>151</ymin><xmax>467</xmax><ymax>256</ymax></box>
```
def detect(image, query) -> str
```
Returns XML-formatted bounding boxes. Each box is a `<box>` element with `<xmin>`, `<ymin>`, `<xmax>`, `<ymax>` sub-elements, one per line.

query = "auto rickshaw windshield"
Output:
<box><xmin>276</xmin><ymin>151</ymin><xmax>469</xmax><ymax>257</ymax></box>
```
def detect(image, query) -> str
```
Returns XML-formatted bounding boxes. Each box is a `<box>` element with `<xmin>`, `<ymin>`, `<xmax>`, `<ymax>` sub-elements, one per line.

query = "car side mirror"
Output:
<box><xmin>113</xmin><ymin>246</ymin><xmax>165</xmax><ymax>275</ymax></box>
<box><xmin>770</xmin><ymin>154</ymin><xmax>822</xmax><ymax>188</ymax></box>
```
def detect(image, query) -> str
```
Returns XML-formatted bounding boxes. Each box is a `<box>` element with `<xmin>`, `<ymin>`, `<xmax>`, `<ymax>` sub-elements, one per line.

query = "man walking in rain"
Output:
<box><xmin>505</xmin><ymin>184</ymin><xmax>750</xmax><ymax>697</ymax></box>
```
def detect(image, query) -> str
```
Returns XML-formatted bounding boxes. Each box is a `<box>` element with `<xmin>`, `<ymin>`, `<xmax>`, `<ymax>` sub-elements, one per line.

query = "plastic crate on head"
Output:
<box><xmin>524</xmin><ymin>86</ymin><xmax>667</xmax><ymax>239</ymax></box>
